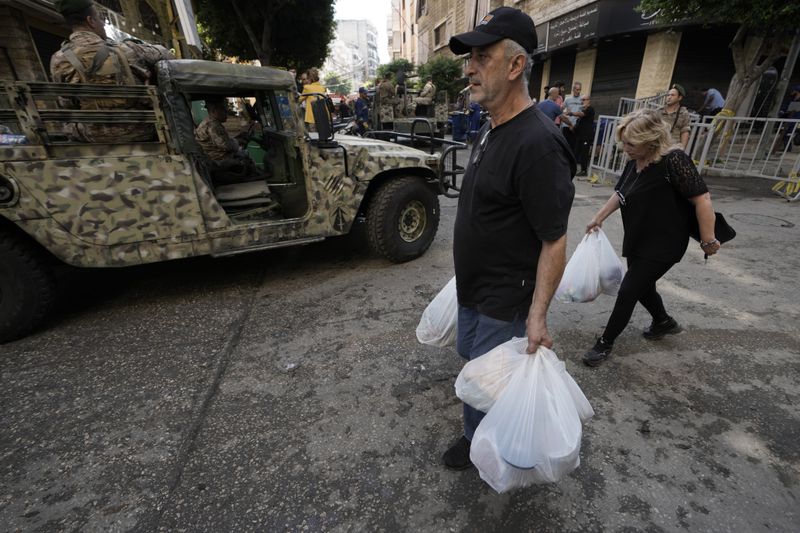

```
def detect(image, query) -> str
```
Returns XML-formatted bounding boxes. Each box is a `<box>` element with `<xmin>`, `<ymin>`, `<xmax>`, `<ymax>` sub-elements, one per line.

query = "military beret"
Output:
<box><xmin>55</xmin><ymin>0</ymin><xmax>93</xmax><ymax>16</ymax></box>
<box><xmin>672</xmin><ymin>83</ymin><xmax>686</xmax><ymax>97</ymax></box>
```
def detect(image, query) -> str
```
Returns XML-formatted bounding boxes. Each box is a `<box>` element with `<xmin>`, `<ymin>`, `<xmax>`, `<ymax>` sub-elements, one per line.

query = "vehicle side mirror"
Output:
<box><xmin>312</xmin><ymin>98</ymin><xmax>334</xmax><ymax>142</ymax></box>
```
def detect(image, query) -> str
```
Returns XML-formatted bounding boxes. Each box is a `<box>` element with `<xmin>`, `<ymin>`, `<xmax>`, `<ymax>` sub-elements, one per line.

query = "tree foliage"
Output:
<box><xmin>638</xmin><ymin>0</ymin><xmax>800</xmax><ymax>113</ymax></box>
<box><xmin>324</xmin><ymin>72</ymin><xmax>352</xmax><ymax>95</ymax></box>
<box><xmin>196</xmin><ymin>0</ymin><xmax>335</xmax><ymax>70</ymax></box>
<box><xmin>416</xmin><ymin>55</ymin><xmax>465</xmax><ymax>101</ymax></box>
<box><xmin>376</xmin><ymin>59</ymin><xmax>415</xmax><ymax>83</ymax></box>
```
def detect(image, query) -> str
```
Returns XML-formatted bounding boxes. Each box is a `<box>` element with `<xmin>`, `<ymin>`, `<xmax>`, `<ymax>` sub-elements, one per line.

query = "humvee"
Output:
<box><xmin>0</xmin><ymin>60</ymin><xmax>462</xmax><ymax>343</ymax></box>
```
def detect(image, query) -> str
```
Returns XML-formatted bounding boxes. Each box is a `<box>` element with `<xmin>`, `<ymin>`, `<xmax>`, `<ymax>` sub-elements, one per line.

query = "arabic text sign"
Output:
<box><xmin>547</xmin><ymin>3</ymin><xmax>600</xmax><ymax>50</ymax></box>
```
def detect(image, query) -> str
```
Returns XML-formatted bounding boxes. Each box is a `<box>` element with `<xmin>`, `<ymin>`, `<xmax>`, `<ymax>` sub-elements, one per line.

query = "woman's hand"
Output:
<box><xmin>700</xmin><ymin>239</ymin><xmax>721</xmax><ymax>255</ymax></box>
<box><xmin>586</xmin><ymin>218</ymin><xmax>602</xmax><ymax>234</ymax></box>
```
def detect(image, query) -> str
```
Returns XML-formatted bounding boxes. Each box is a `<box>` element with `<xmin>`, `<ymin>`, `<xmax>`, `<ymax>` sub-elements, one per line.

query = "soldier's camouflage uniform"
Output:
<box><xmin>195</xmin><ymin>116</ymin><xmax>240</xmax><ymax>161</ymax></box>
<box><xmin>50</xmin><ymin>30</ymin><xmax>173</xmax><ymax>143</ymax></box>
<box><xmin>378</xmin><ymin>79</ymin><xmax>396</xmax><ymax>125</ymax></box>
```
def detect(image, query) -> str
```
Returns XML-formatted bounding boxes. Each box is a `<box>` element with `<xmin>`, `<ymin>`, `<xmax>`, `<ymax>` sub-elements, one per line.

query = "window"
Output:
<box><xmin>434</xmin><ymin>20</ymin><xmax>449</xmax><ymax>48</ymax></box>
<box><xmin>417</xmin><ymin>0</ymin><xmax>427</xmax><ymax>17</ymax></box>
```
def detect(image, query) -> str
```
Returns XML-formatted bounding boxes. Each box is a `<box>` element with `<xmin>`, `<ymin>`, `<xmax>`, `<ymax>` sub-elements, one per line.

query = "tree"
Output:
<box><xmin>417</xmin><ymin>56</ymin><xmax>465</xmax><ymax>101</ymax></box>
<box><xmin>196</xmin><ymin>0</ymin><xmax>335</xmax><ymax>70</ymax></box>
<box><xmin>376</xmin><ymin>59</ymin><xmax>415</xmax><ymax>83</ymax></box>
<box><xmin>638</xmin><ymin>0</ymin><xmax>800</xmax><ymax>115</ymax></box>
<box><xmin>324</xmin><ymin>72</ymin><xmax>352</xmax><ymax>95</ymax></box>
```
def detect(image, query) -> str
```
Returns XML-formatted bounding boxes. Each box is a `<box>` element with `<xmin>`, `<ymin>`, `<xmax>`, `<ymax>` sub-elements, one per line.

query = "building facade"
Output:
<box><xmin>336</xmin><ymin>19</ymin><xmax>380</xmax><ymax>87</ymax></box>
<box><xmin>406</xmin><ymin>0</ymin><xmax>799</xmax><ymax>116</ymax></box>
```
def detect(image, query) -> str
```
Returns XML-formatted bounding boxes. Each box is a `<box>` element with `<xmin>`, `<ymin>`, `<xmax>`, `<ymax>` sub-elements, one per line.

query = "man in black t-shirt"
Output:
<box><xmin>442</xmin><ymin>7</ymin><xmax>576</xmax><ymax>471</ymax></box>
<box><xmin>573</xmin><ymin>95</ymin><xmax>596</xmax><ymax>176</ymax></box>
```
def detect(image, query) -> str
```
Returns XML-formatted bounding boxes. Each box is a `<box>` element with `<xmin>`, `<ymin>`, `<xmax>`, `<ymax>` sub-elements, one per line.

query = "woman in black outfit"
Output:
<box><xmin>582</xmin><ymin>109</ymin><xmax>721</xmax><ymax>366</ymax></box>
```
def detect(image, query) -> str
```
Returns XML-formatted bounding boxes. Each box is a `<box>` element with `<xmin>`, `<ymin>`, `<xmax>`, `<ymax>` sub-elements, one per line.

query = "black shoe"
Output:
<box><xmin>583</xmin><ymin>338</ymin><xmax>613</xmax><ymax>367</ymax></box>
<box><xmin>442</xmin><ymin>436</ymin><xmax>473</xmax><ymax>470</ymax></box>
<box><xmin>642</xmin><ymin>316</ymin><xmax>682</xmax><ymax>340</ymax></box>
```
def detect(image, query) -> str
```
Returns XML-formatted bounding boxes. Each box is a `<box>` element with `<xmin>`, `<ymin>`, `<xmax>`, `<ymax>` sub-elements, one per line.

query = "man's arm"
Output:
<box><xmin>526</xmin><ymin>234</ymin><xmax>567</xmax><ymax>353</ymax></box>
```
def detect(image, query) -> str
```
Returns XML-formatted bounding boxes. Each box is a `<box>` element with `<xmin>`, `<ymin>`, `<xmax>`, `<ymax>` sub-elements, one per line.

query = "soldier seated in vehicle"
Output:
<box><xmin>414</xmin><ymin>76</ymin><xmax>437</xmax><ymax>117</ymax></box>
<box><xmin>49</xmin><ymin>0</ymin><xmax>174</xmax><ymax>143</ymax></box>
<box><xmin>195</xmin><ymin>97</ymin><xmax>273</xmax><ymax>189</ymax></box>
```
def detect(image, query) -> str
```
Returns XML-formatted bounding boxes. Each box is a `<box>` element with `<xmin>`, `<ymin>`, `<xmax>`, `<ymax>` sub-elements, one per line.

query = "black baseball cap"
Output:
<box><xmin>449</xmin><ymin>7</ymin><xmax>537</xmax><ymax>55</ymax></box>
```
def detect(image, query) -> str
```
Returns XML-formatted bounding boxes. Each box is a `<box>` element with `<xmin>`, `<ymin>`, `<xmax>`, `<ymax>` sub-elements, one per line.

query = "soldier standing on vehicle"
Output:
<box><xmin>443</xmin><ymin>6</ymin><xmax>575</xmax><ymax>471</ymax></box>
<box><xmin>49</xmin><ymin>0</ymin><xmax>173</xmax><ymax>143</ymax></box>
<box><xmin>378</xmin><ymin>74</ymin><xmax>396</xmax><ymax>128</ymax></box>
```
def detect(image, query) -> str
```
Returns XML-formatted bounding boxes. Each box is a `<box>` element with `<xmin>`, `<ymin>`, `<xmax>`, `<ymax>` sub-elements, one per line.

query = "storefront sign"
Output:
<box><xmin>547</xmin><ymin>3</ymin><xmax>600</xmax><ymax>51</ymax></box>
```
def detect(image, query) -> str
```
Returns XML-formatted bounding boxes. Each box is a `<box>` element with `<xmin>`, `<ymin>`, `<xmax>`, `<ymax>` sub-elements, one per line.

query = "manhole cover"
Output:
<box><xmin>729</xmin><ymin>213</ymin><xmax>795</xmax><ymax>228</ymax></box>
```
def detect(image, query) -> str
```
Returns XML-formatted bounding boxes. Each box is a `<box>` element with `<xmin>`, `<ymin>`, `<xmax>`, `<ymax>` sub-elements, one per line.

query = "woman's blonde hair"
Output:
<box><xmin>307</xmin><ymin>67</ymin><xmax>320</xmax><ymax>82</ymax></box>
<box><xmin>616</xmin><ymin>108</ymin><xmax>680</xmax><ymax>162</ymax></box>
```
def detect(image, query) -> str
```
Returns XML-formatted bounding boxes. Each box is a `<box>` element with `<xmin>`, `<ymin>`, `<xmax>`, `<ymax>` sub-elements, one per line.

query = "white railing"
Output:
<box><xmin>698</xmin><ymin>115</ymin><xmax>800</xmax><ymax>180</ymax></box>
<box><xmin>617</xmin><ymin>92</ymin><xmax>668</xmax><ymax>116</ymax></box>
<box><xmin>588</xmin><ymin>112</ymin><xmax>800</xmax><ymax>201</ymax></box>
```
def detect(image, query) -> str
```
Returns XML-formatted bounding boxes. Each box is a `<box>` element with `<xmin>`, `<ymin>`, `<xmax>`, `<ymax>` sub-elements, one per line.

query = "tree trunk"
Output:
<box><xmin>724</xmin><ymin>27</ymin><xmax>785</xmax><ymax>115</ymax></box>
<box><xmin>231</xmin><ymin>1</ymin><xmax>265</xmax><ymax>63</ymax></box>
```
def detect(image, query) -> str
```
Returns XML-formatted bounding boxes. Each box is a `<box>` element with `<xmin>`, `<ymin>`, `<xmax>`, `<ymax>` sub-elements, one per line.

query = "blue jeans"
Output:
<box><xmin>457</xmin><ymin>305</ymin><xmax>527</xmax><ymax>440</ymax></box>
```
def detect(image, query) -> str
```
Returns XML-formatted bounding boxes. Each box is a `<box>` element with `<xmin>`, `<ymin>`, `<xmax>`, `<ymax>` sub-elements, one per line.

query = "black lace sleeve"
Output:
<box><xmin>664</xmin><ymin>149</ymin><xmax>708</xmax><ymax>198</ymax></box>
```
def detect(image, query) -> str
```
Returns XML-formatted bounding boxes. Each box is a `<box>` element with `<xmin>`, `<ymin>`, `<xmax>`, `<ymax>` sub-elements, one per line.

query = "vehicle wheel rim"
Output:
<box><xmin>398</xmin><ymin>200</ymin><xmax>426</xmax><ymax>243</ymax></box>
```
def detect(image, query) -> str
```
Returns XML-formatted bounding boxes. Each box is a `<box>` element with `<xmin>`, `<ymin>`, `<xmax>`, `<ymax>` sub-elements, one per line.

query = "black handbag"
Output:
<box><xmin>688</xmin><ymin>211</ymin><xmax>736</xmax><ymax>244</ymax></box>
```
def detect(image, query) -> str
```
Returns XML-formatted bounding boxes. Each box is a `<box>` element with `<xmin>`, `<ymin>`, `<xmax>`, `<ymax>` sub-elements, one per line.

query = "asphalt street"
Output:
<box><xmin>1</xmin><ymin>160</ymin><xmax>798</xmax><ymax>531</ymax></box>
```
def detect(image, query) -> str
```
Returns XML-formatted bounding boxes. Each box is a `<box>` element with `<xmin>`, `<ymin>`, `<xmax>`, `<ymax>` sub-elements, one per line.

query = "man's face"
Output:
<box><xmin>666</xmin><ymin>88</ymin><xmax>682</xmax><ymax>106</ymax></box>
<box><xmin>208</xmin><ymin>103</ymin><xmax>227</xmax><ymax>122</ymax></box>
<box><xmin>88</xmin><ymin>6</ymin><xmax>107</xmax><ymax>39</ymax></box>
<box><xmin>581</xmin><ymin>96</ymin><xmax>591</xmax><ymax>108</ymax></box>
<box><xmin>465</xmin><ymin>41</ymin><xmax>515</xmax><ymax>109</ymax></box>
<box><xmin>572</xmin><ymin>83</ymin><xmax>581</xmax><ymax>97</ymax></box>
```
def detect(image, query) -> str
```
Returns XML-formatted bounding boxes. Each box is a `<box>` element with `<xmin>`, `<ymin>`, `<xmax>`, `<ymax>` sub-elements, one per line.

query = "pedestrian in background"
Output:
<box><xmin>562</xmin><ymin>81</ymin><xmax>583</xmax><ymax>152</ymax></box>
<box><xmin>443</xmin><ymin>6</ymin><xmax>576</xmax><ymax>470</ymax></box>
<box><xmin>659</xmin><ymin>84</ymin><xmax>690</xmax><ymax>149</ymax></box>
<box><xmin>581</xmin><ymin>109</ymin><xmax>721</xmax><ymax>367</ymax></box>
<box><xmin>538</xmin><ymin>87</ymin><xmax>563</xmax><ymax>122</ymax></box>
<box><xmin>573</xmin><ymin>94</ymin><xmax>596</xmax><ymax>176</ymax></box>
<box><xmin>354</xmin><ymin>87</ymin><xmax>370</xmax><ymax>135</ymax></box>
<box><xmin>300</xmin><ymin>68</ymin><xmax>326</xmax><ymax>131</ymax></box>
<box><xmin>700</xmin><ymin>87</ymin><xmax>725</xmax><ymax>117</ymax></box>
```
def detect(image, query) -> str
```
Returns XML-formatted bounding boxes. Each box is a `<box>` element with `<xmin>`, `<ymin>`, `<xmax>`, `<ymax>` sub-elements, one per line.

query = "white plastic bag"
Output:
<box><xmin>416</xmin><ymin>276</ymin><xmax>457</xmax><ymax>347</ymax></box>
<box><xmin>469</xmin><ymin>343</ymin><xmax>594</xmax><ymax>493</ymax></box>
<box><xmin>596</xmin><ymin>230</ymin><xmax>625</xmax><ymax>296</ymax></box>
<box><xmin>555</xmin><ymin>229</ymin><xmax>624</xmax><ymax>302</ymax></box>
<box><xmin>455</xmin><ymin>338</ymin><xmax>528</xmax><ymax>412</ymax></box>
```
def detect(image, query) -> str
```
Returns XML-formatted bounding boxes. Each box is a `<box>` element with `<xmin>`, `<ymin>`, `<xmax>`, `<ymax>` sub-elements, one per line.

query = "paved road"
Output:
<box><xmin>1</xmin><ymin>169</ymin><xmax>798</xmax><ymax>532</ymax></box>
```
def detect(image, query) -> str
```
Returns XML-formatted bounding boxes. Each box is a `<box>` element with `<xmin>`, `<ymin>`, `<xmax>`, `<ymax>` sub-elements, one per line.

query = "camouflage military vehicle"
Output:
<box><xmin>0</xmin><ymin>60</ymin><xmax>458</xmax><ymax>342</ymax></box>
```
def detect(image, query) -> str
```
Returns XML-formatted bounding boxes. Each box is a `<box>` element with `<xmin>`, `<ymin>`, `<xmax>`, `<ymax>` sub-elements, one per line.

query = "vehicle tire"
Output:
<box><xmin>366</xmin><ymin>176</ymin><xmax>440</xmax><ymax>263</ymax></box>
<box><xmin>0</xmin><ymin>230</ymin><xmax>57</xmax><ymax>343</ymax></box>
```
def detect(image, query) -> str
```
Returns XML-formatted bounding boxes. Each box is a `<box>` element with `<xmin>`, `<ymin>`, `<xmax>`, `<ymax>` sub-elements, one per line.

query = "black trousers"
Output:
<box><xmin>562</xmin><ymin>128</ymin><xmax>577</xmax><ymax>156</ymax></box>
<box><xmin>575</xmin><ymin>136</ymin><xmax>592</xmax><ymax>172</ymax></box>
<box><xmin>602</xmin><ymin>256</ymin><xmax>674</xmax><ymax>343</ymax></box>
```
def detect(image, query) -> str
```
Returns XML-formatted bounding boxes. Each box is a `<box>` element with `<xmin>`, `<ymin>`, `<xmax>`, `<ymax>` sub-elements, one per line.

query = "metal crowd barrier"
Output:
<box><xmin>589</xmin><ymin>111</ymin><xmax>800</xmax><ymax>201</ymax></box>
<box><xmin>616</xmin><ymin>92</ymin><xmax>668</xmax><ymax>116</ymax></box>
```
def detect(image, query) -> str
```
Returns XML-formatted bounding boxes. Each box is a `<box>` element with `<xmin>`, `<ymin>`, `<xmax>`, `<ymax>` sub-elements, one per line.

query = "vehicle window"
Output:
<box><xmin>260</xmin><ymin>92</ymin><xmax>277</xmax><ymax>130</ymax></box>
<box><xmin>275</xmin><ymin>91</ymin><xmax>295</xmax><ymax>130</ymax></box>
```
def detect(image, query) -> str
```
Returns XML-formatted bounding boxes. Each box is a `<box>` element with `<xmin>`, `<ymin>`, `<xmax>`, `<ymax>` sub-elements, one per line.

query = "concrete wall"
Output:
<box><xmin>572</xmin><ymin>48</ymin><xmax>597</xmax><ymax>96</ymax></box>
<box><xmin>635</xmin><ymin>31</ymin><xmax>682</xmax><ymax>99</ymax></box>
